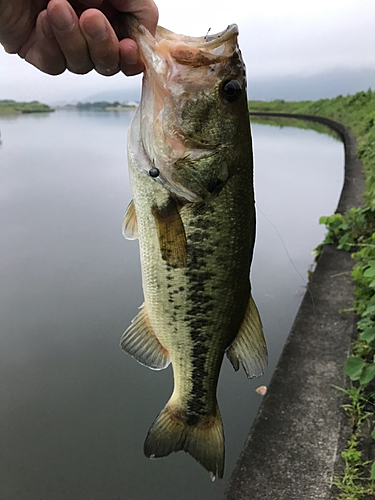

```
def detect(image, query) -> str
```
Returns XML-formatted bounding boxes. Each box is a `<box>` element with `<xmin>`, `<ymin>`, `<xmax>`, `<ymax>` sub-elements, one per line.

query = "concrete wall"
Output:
<box><xmin>224</xmin><ymin>113</ymin><xmax>366</xmax><ymax>500</ymax></box>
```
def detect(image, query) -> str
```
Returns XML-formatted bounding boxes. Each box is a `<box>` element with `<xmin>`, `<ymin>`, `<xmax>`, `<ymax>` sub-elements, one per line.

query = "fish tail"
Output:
<box><xmin>144</xmin><ymin>401</ymin><xmax>224</xmax><ymax>479</ymax></box>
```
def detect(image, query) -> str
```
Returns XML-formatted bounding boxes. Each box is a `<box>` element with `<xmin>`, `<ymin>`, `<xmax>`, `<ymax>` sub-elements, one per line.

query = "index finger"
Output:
<box><xmin>80</xmin><ymin>9</ymin><xmax>120</xmax><ymax>76</ymax></box>
<box><xmin>76</xmin><ymin>0</ymin><xmax>104</xmax><ymax>5</ymax></box>
<box><xmin>108</xmin><ymin>0</ymin><xmax>158</xmax><ymax>35</ymax></box>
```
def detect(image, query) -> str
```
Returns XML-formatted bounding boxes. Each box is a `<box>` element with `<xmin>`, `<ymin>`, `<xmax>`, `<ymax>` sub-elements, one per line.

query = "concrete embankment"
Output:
<box><xmin>224</xmin><ymin>113</ymin><xmax>366</xmax><ymax>500</ymax></box>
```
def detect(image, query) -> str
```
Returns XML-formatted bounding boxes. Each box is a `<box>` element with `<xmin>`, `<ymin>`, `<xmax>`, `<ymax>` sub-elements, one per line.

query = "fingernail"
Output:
<box><xmin>50</xmin><ymin>6</ymin><xmax>75</xmax><ymax>32</ymax></box>
<box><xmin>84</xmin><ymin>17</ymin><xmax>107</xmax><ymax>40</ymax></box>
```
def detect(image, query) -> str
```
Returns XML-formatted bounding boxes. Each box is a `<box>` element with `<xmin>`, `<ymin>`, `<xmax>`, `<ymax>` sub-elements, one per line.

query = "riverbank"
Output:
<box><xmin>248</xmin><ymin>93</ymin><xmax>375</xmax><ymax>209</ymax></box>
<box><xmin>251</xmin><ymin>95</ymin><xmax>375</xmax><ymax>498</ymax></box>
<box><xmin>225</xmin><ymin>111</ymin><xmax>367</xmax><ymax>499</ymax></box>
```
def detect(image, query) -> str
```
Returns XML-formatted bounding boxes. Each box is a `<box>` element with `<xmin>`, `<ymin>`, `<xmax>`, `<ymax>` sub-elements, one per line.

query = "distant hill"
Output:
<box><xmin>47</xmin><ymin>66</ymin><xmax>375</xmax><ymax>106</ymax></box>
<box><xmin>78</xmin><ymin>88</ymin><xmax>140</xmax><ymax>105</ymax></box>
<box><xmin>247</xmin><ymin>67</ymin><xmax>375</xmax><ymax>101</ymax></box>
<box><xmin>81</xmin><ymin>67</ymin><xmax>375</xmax><ymax>103</ymax></box>
<box><xmin>50</xmin><ymin>88</ymin><xmax>140</xmax><ymax>108</ymax></box>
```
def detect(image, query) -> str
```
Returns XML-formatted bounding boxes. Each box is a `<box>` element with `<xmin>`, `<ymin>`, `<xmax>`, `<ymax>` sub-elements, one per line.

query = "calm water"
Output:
<box><xmin>0</xmin><ymin>110</ymin><xmax>343</xmax><ymax>500</ymax></box>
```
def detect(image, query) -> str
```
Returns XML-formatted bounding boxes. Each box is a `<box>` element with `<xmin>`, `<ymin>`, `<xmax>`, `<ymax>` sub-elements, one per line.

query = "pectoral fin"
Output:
<box><xmin>152</xmin><ymin>198</ymin><xmax>187</xmax><ymax>268</ymax></box>
<box><xmin>121</xmin><ymin>305</ymin><xmax>170</xmax><ymax>370</ymax></box>
<box><xmin>122</xmin><ymin>200</ymin><xmax>138</xmax><ymax>240</ymax></box>
<box><xmin>226</xmin><ymin>294</ymin><xmax>268</xmax><ymax>378</ymax></box>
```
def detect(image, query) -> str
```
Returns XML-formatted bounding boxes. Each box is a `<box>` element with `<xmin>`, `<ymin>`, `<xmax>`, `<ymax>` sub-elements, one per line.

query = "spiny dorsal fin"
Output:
<box><xmin>121</xmin><ymin>305</ymin><xmax>170</xmax><ymax>370</ymax></box>
<box><xmin>152</xmin><ymin>198</ymin><xmax>187</xmax><ymax>268</ymax></box>
<box><xmin>122</xmin><ymin>200</ymin><xmax>138</xmax><ymax>240</ymax></box>
<box><xmin>226</xmin><ymin>294</ymin><xmax>268</xmax><ymax>378</ymax></box>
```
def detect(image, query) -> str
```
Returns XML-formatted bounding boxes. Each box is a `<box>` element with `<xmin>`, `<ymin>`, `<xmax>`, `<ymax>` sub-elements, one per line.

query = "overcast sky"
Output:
<box><xmin>1</xmin><ymin>0</ymin><xmax>374</xmax><ymax>103</ymax></box>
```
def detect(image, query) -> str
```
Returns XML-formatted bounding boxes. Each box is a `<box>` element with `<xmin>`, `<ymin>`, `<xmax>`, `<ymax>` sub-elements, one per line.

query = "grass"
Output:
<box><xmin>250</xmin><ymin>113</ymin><xmax>341</xmax><ymax>139</ymax></box>
<box><xmin>0</xmin><ymin>99</ymin><xmax>53</xmax><ymax>115</ymax></box>
<box><xmin>249</xmin><ymin>90</ymin><xmax>375</xmax><ymax>499</ymax></box>
<box><xmin>249</xmin><ymin>91</ymin><xmax>375</xmax><ymax>208</ymax></box>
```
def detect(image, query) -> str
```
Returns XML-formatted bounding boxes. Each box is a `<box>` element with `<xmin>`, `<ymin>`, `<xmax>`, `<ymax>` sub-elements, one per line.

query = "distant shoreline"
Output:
<box><xmin>0</xmin><ymin>100</ymin><xmax>54</xmax><ymax>116</ymax></box>
<box><xmin>71</xmin><ymin>101</ymin><xmax>138</xmax><ymax>112</ymax></box>
<box><xmin>56</xmin><ymin>105</ymin><xmax>137</xmax><ymax>112</ymax></box>
<box><xmin>0</xmin><ymin>99</ymin><xmax>138</xmax><ymax>116</ymax></box>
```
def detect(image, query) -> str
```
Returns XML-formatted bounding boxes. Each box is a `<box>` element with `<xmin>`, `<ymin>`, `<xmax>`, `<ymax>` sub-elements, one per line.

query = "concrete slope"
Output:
<box><xmin>225</xmin><ymin>113</ymin><xmax>366</xmax><ymax>500</ymax></box>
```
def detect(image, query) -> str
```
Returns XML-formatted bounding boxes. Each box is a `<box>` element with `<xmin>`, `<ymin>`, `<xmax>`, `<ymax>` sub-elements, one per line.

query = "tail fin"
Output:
<box><xmin>144</xmin><ymin>402</ymin><xmax>225</xmax><ymax>479</ymax></box>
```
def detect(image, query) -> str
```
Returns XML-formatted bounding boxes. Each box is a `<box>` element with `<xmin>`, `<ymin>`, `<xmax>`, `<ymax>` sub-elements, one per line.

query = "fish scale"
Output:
<box><xmin>120</xmin><ymin>19</ymin><xmax>267</xmax><ymax>479</ymax></box>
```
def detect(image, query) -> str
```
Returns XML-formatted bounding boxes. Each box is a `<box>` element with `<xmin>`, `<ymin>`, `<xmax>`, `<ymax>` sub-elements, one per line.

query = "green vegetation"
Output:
<box><xmin>76</xmin><ymin>101</ymin><xmax>136</xmax><ymax>111</ymax></box>
<box><xmin>249</xmin><ymin>91</ymin><xmax>375</xmax><ymax>207</ymax></box>
<box><xmin>250</xmin><ymin>113</ymin><xmax>340</xmax><ymax>139</ymax></box>
<box><xmin>0</xmin><ymin>99</ymin><xmax>53</xmax><ymax>115</ymax></box>
<box><xmin>250</xmin><ymin>90</ymin><xmax>375</xmax><ymax>499</ymax></box>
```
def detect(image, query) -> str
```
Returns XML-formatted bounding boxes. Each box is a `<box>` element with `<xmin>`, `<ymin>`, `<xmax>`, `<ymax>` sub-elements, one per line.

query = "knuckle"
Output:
<box><xmin>67</xmin><ymin>61</ymin><xmax>94</xmax><ymax>74</ymax></box>
<box><xmin>96</xmin><ymin>66</ymin><xmax>120</xmax><ymax>76</ymax></box>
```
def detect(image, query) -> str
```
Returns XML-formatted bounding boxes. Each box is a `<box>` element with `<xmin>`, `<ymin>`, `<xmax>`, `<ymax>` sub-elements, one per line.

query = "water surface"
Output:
<box><xmin>0</xmin><ymin>110</ymin><xmax>343</xmax><ymax>499</ymax></box>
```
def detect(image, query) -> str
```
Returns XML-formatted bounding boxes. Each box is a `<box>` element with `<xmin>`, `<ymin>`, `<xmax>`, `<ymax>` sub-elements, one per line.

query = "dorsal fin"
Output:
<box><xmin>226</xmin><ymin>294</ymin><xmax>268</xmax><ymax>378</ymax></box>
<box><xmin>122</xmin><ymin>200</ymin><xmax>138</xmax><ymax>240</ymax></box>
<box><xmin>152</xmin><ymin>198</ymin><xmax>187</xmax><ymax>268</ymax></box>
<box><xmin>121</xmin><ymin>305</ymin><xmax>170</xmax><ymax>370</ymax></box>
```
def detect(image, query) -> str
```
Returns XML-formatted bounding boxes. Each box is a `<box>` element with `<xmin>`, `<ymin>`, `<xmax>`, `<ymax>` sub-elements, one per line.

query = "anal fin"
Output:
<box><xmin>122</xmin><ymin>200</ymin><xmax>138</xmax><ymax>240</ymax></box>
<box><xmin>226</xmin><ymin>294</ymin><xmax>268</xmax><ymax>378</ymax></box>
<box><xmin>121</xmin><ymin>305</ymin><xmax>170</xmax><ymax>370</ymax></box>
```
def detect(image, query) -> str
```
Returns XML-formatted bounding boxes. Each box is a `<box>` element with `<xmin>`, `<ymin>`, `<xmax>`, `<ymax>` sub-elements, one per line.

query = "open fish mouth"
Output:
<box><xmin>133</xmin><ymin>23</ymin><xmax>240</xmax><ymax>73</ymax></box>
<box><xmin>155</xmin><ymin>24</ymin><xmax>239</xmax><ymax>46</ymax></box>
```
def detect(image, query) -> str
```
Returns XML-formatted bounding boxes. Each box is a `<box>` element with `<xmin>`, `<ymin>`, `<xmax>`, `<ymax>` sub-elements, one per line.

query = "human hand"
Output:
<box><xmin>0</xmin><ymin>0</ymin><xmax>158</xmax><ymax>76</ymax></box>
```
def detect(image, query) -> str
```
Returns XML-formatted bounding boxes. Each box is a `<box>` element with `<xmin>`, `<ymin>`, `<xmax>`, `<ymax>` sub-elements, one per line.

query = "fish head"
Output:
<box><xmin>134</xmin><ymin>23</ymin><xmax>251</xmax><ymax>202</ymax></box>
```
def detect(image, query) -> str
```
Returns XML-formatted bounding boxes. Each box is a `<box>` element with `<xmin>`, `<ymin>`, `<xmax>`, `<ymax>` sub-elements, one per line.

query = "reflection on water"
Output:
<box><xmin>0</xmin><ymin>110</ymin><xmax>343</xmax><ymax>499</ymax></box>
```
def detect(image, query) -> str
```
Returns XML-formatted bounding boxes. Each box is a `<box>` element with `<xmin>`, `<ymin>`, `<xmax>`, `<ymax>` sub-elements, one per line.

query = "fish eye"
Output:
<box><xmin>149</xmin><ymin>167</ymin><xmax>160</xmax><ymax>178</ymax></box>
<box><xmin>221</xmin><ymin>80</ymin><xmax>242</xmax><ymax>103</ymax></box>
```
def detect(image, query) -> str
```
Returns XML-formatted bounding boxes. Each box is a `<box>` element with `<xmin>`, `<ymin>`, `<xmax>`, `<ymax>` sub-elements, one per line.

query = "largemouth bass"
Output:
<box><xmin>121</xmin><ymin>20</ymin><xmax>267</xmax><ymax>479</ymax></box>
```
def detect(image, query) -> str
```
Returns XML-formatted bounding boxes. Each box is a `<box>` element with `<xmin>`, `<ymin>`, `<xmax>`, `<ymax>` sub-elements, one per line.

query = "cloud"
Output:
<box><xmin>239</xmin><ymin>0</ymin><xmax>375</xmax><ymax>77</ymax></box>
<box><xmin>0</xmin><ymin>48</ymin><xmax>142</xmax><ymax>103</ymax></box>
<box><xmin>247</xmin><ymin>67</ymin><xmax>375</xmax><ymax>101</ymax></box>
<box><xmin>0</xmin><ymin>0</ymin><xmax>374</xmax><ymax>103</ymax></box>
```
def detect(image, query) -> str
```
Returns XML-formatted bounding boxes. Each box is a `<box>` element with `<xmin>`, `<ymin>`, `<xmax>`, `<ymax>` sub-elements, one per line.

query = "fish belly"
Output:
<box><xmin>129</xmin><ymin>159</ymin><xmax>255</xmax><ymax>418</ymax></box>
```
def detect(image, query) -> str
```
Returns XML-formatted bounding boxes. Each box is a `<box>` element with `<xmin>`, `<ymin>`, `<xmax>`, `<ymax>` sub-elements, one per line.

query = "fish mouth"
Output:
<box><xmin>134</xmin><ymin>23</ymin><xmax>240</xmax><ymax>72</ymax></box>
<box><xmin>155</xmin><ymin>24</ymin><xmax>239</xmax><ymax>51</ymax></box>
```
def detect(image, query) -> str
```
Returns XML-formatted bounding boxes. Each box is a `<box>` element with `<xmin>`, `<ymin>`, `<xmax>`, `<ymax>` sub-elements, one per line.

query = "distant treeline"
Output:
<box><xmin>76</xmin><ymin>101</ymin><xmax>135</xmax><ymax>110</ymax></box>
<box><xmin>0</xmin><ymin>100</ymin><xmax>53</xmax><ymax>115</ymax></box>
